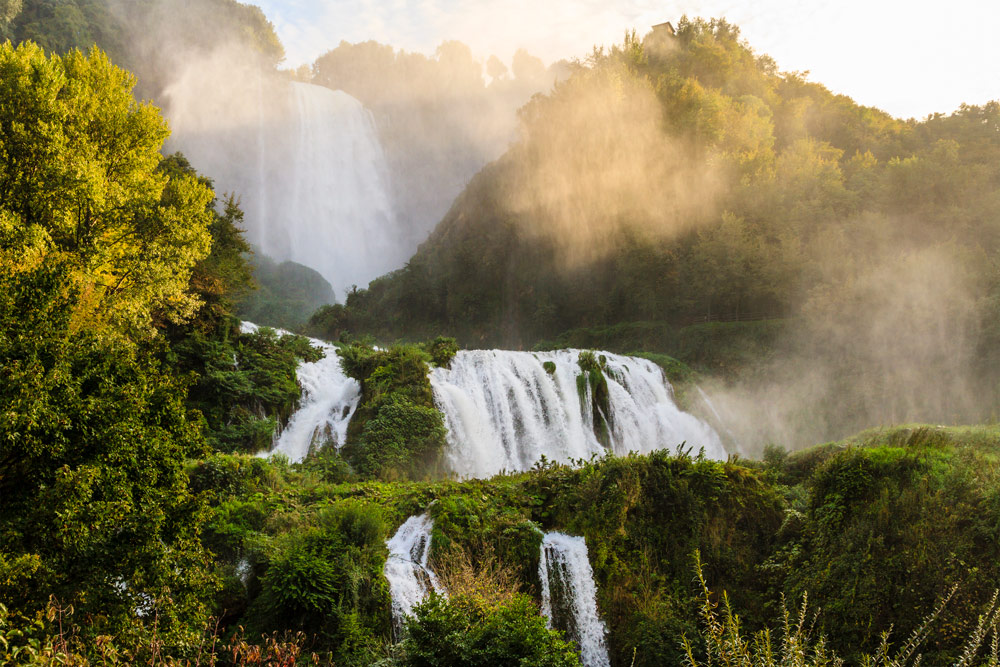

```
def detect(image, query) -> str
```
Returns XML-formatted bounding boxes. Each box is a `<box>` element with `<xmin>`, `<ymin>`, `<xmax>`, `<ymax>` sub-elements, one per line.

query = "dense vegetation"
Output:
<box><xmin>13</xmin><ymin>421</ymin><xmax>1000</xmax><ymax>665</ymax></box>
<box><xmin>0</xmin><ymin>39</ymin><xmax>322</xmax><ymax>660</ymax></box>
<box><xmin>7</xmin><ymin>0</ymin><xmax>283</xmax><ymax>94</ymax></box>
<box><xmin>322</xmin><ymin>19</ymin><xmax>1000</xmax><ymax>449</ymax></box>
<box><xmin>4</xmin><ymin>5</ymin><xmax>1000</xmax><ymax>667</ymax></box>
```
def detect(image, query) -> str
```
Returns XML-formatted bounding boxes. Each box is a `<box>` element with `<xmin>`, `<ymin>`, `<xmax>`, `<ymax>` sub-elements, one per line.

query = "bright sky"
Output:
<box><xmin>253</xmin><ymin>0</ymin><xmax>999</xmax><ymax>120</ymax></box>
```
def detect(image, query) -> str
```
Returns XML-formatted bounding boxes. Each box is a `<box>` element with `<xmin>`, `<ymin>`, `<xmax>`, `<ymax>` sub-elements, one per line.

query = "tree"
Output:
<box><xmin>0</xmin><ymin>41</ymin><xmax>215</xmax><ymax>334</ymax></box>
<box><xmin>0</xmin><ymin>263</ymin><xmax>215</xmax><ymax>649</ymax></box>
<box><xmin>0</xmin><ymin>0</ymin><xmax>21</xmax><ymax>39</ymax></box>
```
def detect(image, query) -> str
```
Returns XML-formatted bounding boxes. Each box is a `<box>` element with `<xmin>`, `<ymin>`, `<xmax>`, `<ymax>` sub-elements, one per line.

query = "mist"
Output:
<box><xmin>99</xmin><ymin>0</ymin><xmax>564</xmax><ymax>300</ymax></box>
<box><xmin>696</xmin><ymin>229</ymin><xmax>994</xmax><ymax>455</ymax></box>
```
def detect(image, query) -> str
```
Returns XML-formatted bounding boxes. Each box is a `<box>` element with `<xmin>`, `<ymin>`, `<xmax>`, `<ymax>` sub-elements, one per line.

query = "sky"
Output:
<box><xmin>253</xmin><ymin>0</ymin><xmax>999</xmax><ymax>120</ymax></box>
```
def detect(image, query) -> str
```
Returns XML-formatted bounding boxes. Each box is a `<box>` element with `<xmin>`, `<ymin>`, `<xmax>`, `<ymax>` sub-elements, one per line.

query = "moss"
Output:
<box><xmin>575</xmin><ymin>352</ymin><xmax>612</xmax><ymax>448</ymax></box>
<box><xmin>543</xmin><ymin>360</ymin><xmax>557</xmax><ymax>375</ymax></box>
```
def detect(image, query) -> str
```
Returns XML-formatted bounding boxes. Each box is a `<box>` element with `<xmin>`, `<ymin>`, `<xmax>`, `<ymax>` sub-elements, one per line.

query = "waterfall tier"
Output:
<box><xmin>239</xmin><ymin>322</ymin><xmax>360</xmax><ymax>461</ymax></box>
<box><xmin>166</xmin><ymin>72</ymin><xmax>401</xmax><ymax>298</ymax></box>
<box><xmin>271</xmin><ymin>336</ymin><xmax>360</xmax><ymax>461</ymax></box>
<box><xmin>430</xmin><ymin>350</ymin><xmax>726</xmax><ymax>479</ymax></box>
<box><xmin>539</xmin><ymin>532</ymin><xmax>610</xmax><ymax>667</ymax></box>
<box><xmin>384</xmin><ymin>514</ymin><xmax>442</xmax><ymax>633</ymax></box>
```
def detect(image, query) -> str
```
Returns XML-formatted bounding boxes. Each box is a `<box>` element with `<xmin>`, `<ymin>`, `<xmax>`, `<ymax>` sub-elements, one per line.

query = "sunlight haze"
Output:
<box><xmin>256</xmin><ymin>0</ymin><xmax>998</xmax><ymax>120</ymax></box>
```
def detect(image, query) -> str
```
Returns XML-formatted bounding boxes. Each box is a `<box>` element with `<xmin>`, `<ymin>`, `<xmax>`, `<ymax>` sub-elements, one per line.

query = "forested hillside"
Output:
<box><xmin>334</xmin><ymin>20</ymin><xmax>999</xmax><ymax>345</ymax></box>
<box><xmin>318</xmin><ymin>19</ymin><xmax>1000</xmax><ymax>449</ymax></box>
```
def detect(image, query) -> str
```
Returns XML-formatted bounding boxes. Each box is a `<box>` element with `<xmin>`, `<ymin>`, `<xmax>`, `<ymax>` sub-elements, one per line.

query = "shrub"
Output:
<box><xmin>249</xmin><ymin>502</ymin><xmax>391</xmax><ymax>658</ymax></box>
<box><xmin>346</xmin><ymin>397</ymin><xmax>447</xmax><ymax>480</ymax></box>
<box><xmin>400</xmin><ymin>593</ymin><xmax>581</xmax><ymax>667</ymax></box>
<box><xmin>576</xmin><ymin>350</ymin><xmax>602</xmax><ymax>373</ymax></box>
<box><xmin>427</xmin><ymin>336</ymin><xmax>460</xmax><ymax>368</ymax></box>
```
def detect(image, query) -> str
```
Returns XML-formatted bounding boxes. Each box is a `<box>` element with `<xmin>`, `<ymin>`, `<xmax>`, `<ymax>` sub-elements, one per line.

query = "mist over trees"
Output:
<box><xmin>330</xmin><ymin>19</ymin><xmax>1000</xmax><ymax>450</ymax></box>
<box><xmin>310</xmin><ymin>39</ymin><xmax>570</xmax><ymax>249</ymax></box>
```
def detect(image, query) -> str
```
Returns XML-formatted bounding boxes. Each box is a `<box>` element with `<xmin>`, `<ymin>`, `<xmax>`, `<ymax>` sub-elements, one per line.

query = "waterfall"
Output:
<box><xmin>269</xmin><ymin>82</ymin><xmax>401</xmax><ymax>296</ymax></box>
<box><xmin>165</xmin><ymin>67</ymin><xmax>402</xmax><ymax>298</ymax></box>
<box><xmin>240</xmin><ymin>322</ymin><xmax>360</xmax><ymax>461</ymax></box>
<box><xmin>538</xmin><ymin>533</ymin><xmax>610</xmax><ymax>667</ymax></box>
<box><xmin>429</xmin><ymin>350</ymin><xmax>726</xmax><ymax>479</ymax></box>
<box><xmin>384</xmin><ymin>514</ymin><xmax>443</xmax><ymax>633</ymax></box>
<box><xmin>270</xmin><ymin>336</ymin><xmax>360</xmax><ymax>461</ymax></box>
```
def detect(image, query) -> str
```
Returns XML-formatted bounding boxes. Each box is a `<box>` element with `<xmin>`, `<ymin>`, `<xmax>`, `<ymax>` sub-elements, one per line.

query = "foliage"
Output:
<box><xmin>157</xmin><ymin>153</ymin><xmax>255</xmax><ymax>335</ymax></box>
<box><xmin>0</xmin><ymin>596</ymin><xmax>323</xmax><ymax>665</ymax></box>
<box><xmin>173</xmin><ymin>326</ymin><xmax>322</xmax><ymax>453</ymax></box>
<box><xmin>338</xmin><ymin>342</ymin><xmax>447</xmax><ymax>480</ymax></box>
<box><xmin>767</xmin><ymin>427</ymin><xmax>1000</xmax><ymax>664</ymax></box>
<box><xmin>12</xmin><ymin>0</ymin><xmax>284</xmax><ymax>85</ymax></box>
<box><xmin>349</xmin><ymin>396</ymin><xmax>447</xmax><ymax>480</ymax></box>
<box><xmin>0</xmin><ymin>41</ymin><xmax>214</xmax><ymax>334</ymax></box>
<box><xmin>426</xmin><ymin>336</ymin><xmax>460</xmax><ymax>369</ymax></box>
<box><xmin>0</xmin><ymin>264</ymin><xmax>215</xmax><ymax>653</ymax></box>
<box><xmin>399</xmin><ymin>593</ymin><xmax>581</xmax><ymax>667</ymax></box>
<box><xmin>247</xmin><ymin>501</ymin><xmax>391</xmax><ymax>661</ymax></box>
<box><xmin>682</xmin><ymin>550</ymin><xmax>1000</xmax><ymax>667</ymax></box>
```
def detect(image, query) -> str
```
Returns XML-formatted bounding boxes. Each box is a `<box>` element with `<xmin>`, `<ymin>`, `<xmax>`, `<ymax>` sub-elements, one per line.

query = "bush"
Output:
<box><xmin>346</xmin><ymin>397</ymin><xmax>447</xmax><ymax>480</ymax></box>
<box><xmin>427</xmin><ymin>336</ymin><xmax>460</xmax><ymax>368</ymax></box>
<box><xmin>400</xmin><ymin>593</ymin><xmax>582</xmax><ymax>667</ymax></box>
<box><xmin>249</xmin><ymin>502</ymin><xmax>392</xmax><ymax>658</ymax></box>
<box><xmin>337</xmin><ymin>343</ymin><xmax>444</xmax><ymax>480</ymax></box>
<box><xmin>576</xmin><ymin>350</ymin><xmax>602</xmax><ymax>373</ymax></box>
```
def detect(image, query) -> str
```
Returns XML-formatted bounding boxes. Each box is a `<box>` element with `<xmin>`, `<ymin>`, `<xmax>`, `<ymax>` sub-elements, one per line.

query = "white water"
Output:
<box><xmin>240</xmin><ymin>322</ymin><xmax>360</xmax><ymax>461</ymax></box>
<box><xmin>539</xmin><ymin>533</ymin><xmax>610</xmax><ymax>667</ymax></box>
<box><xmin>166</xmin><ymin>69</ymin><xmax>402</xmax><ymax>298</ymax></box>
<box><xmin>384</xmin><ymin>514</ymin><xmax>443</xmax><ymax>633</ymax></box>
<box><xmin>430</xmin><ymin>350</ymin><xmax>726</xmax><ymax>479</ymax></box>
<box><xmin>271</xmin><ymin>336</ymin><xmax>360</xmax><ymax>461</ymax></box>
<box><xmin>267</xmin><ymin>82</ymin><xmax>400</xmax><ymax>294</ymax></box>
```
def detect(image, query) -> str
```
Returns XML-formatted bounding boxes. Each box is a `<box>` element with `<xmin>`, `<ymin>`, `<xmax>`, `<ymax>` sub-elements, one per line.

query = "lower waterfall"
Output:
<box><xmin>271</xmin><ymin>335</ymin><xmax>361</xmax><ymax>461</ymax></box>
<box><xmin>539</xmin><ymin>533</ymin><xmax>610</xmax><ymax>667</ymax></box>
<box><xmin>430</xmin><ymin>350</ymin><xmax>725</xmax><ymax>479</ymax></box>
<box><xmin>384</xmin><ymin>514</ymin><xmax>443</xmax><ymax>634</ymax></box>
<box><xmin>240</xmin><ymin>322</ymin><xmax>360</xmax><ymax>461</ymax></box>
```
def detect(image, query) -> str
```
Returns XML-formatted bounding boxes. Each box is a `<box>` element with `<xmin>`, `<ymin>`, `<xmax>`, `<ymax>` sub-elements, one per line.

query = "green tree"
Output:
<box><xmin>0</xmin><ymin>0</ymin><xmax>21</xmax><ymax>38</ymax></box>
<box><xmin>0</xmin><ymin>41</ymin><xmax>214</xmax><ymax>334</ymax></box>
<box><xmin>0</xmin><ymin>264</ymin><xmax>215</xmax><ymax>650</ymax></box>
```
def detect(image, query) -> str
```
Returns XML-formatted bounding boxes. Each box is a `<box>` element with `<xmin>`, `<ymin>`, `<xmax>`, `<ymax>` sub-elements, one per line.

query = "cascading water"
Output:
<box><xmin>270</xmin><ymin>336</ymin><xmax>360</xmax><ymax>461</ymax></box>
<box><xmin>165</xmin><ymin>68</ymin><xmax>402</xmax><ymax>298</ymax></box>
<box><xmin>384</xmin><ymin>514</ymin><xmax>443</xmax><ymax>634</ymax></box>
<box><xmin>539</xmin><ymin>533</ymin><xmax>610</xmax><ymax>667</ymax></box>
<box><xmin>240</xmin><ymin>322</ymin><xmax>360</xmax><ymax>461</ymax></box>
<box><xmin>269</xmin><ymin>82</ymin><xmax>401</xmax><ymax>294</ymax></box>
<box><xmin>429</xmin><ymin>350</ymin><xmax>726</xmax><ymax>479</ymax></box>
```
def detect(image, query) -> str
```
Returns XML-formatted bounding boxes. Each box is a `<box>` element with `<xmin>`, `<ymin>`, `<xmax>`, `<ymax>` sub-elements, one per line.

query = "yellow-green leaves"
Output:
<box><xmin>0</xmin><ymin>41</ymin><xmax>213</xmax><ymax>335</ymax></box>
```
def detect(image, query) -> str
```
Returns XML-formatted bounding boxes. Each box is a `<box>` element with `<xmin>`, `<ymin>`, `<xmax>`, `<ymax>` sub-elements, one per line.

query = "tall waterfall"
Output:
<box><xmin>263</xmin><ymin>82</ymin><xmax>400</xmax><ymax>294</ymax></box>
<box><xmin>429</xmin><ymin>350</ymin><xmax>726</xmax><ymax>479</ymax></box>
<box><xmin>384</xmin><ymin>514</ymin><xmax>443</xmax><ymax>633</ymax></box>
<box><xmin>539</xmin><ymin>533</ymin><xmax>610</xmax><ymax>667</ymax></box>
<box><xmin>165</xmin><ymin>67</ymin><xmax>402</xmax><ymax>298</ymax></box>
